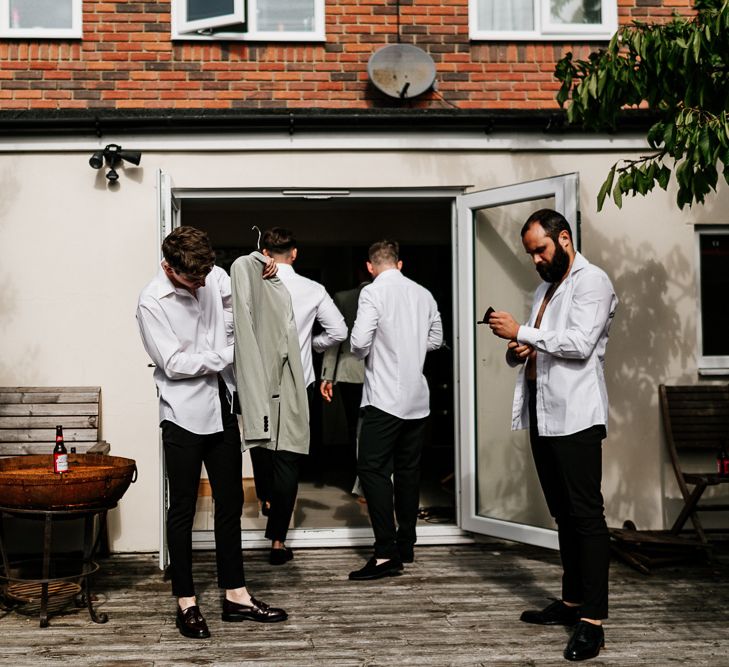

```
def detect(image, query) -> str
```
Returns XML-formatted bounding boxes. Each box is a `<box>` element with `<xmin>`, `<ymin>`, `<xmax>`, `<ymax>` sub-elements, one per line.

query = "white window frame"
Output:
<box><xmin>0</xmin><ymin>0</ymin><xmax>82</xmax><ymax>39</ymax></box>
<box><xmin>172</xmin><ymin>0</ymin><xmax>326</xmax><ymax>42</ymax></box>
<box><xmin>469</xmin><ymin>0</ymin><xmax>617</xmax><ymax>41</ymax></box>
<box><xmin>696</xmin><ymin>227</ymin><xmax>729</xmax><ymax>375</ymax></box>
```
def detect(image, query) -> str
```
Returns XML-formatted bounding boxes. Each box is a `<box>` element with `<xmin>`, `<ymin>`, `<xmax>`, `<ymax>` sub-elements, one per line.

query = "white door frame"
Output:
<box><xmin>456</xmin><ymin>173</ymin><xmax>579</xmax><ymax>550</ymax></box>
<box><xmin>156</xmin><ymin>182</ymin><xmax>472</xmax><ymax>556</ymax></box>
<box><xmin>157</xmin><ymin>176</ymin><xmax>581</xmax><ymax>555</ymax></box>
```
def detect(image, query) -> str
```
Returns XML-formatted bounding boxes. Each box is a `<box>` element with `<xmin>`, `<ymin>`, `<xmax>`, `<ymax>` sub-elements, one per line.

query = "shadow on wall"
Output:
<box><xmin>586</xmin><ymin>226</ymin><xmax>695</xmax><ymax>530</ymax></box>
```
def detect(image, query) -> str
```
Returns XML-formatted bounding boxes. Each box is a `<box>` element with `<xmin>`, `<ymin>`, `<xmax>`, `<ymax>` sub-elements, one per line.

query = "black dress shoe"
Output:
<box><xmin>269</xmin><ymin>547</ymin><xmax>294</xmax><ymax>565</ymax></box>
<box><xmin>398</xmin><ymin>546</ymin><xmax>414</xmax><ymax>563</ymax></box>
<box><xmin>176</xmin><ymin>605</ymin><xmax>210</xmax><ymax>639</ymax></box>
<box><xmin>221</xmin><ymin>596</ymin><xmax>288</xmax><ymax>623</ymax></box>
<box><xmin>520</xmin><ymin>599</ymin><xmax>579</xmax><ymax>626</ymax></box>
<box><xmin>564</xmin><ymin>621</ymin><xmax>604</xmax><ymax>661</ymax></box>
<box><xmin>348</xmin><ymin>557</ymin><xmax>403</xmax><ymax>581</ymax></box>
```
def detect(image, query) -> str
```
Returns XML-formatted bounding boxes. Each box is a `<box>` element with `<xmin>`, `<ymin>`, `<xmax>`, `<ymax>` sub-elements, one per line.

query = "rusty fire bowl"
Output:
<box><xmin>0</xmin><ymin>454</ymin><xmax>137</xmax><ymax>510</ymax></box>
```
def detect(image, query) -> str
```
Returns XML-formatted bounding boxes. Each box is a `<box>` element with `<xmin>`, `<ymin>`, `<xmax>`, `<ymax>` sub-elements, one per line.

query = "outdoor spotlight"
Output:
<box><xmin>89</xmin><ymin>150</ymin><xmax>105</xmax><ymax>169</ymax></box>
<box><xmin>88</xmin><ymin>143</ymin><xmax>142</xmax><ymax>183</ymax></box>
<box><xmin>117</xmin><ymin>149</ymin><xmax>141</xmax><ymax>166</ymax></box>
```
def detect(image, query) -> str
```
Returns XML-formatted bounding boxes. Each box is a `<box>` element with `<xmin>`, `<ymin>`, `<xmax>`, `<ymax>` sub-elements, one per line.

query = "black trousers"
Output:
<box><xmin>162</xmin><ymin>382</ymin><xmax>245</xmax><ymax>598</ymax></box>
<box><xmin>527</xmin><ymin>381</ymin><xmax>609</xmax><ymax>620</ymax></box>
<box><xmin>252</xmin><ymin>386</ymin><xmax>313</xmax><ymax>543</ymax></box>
<box><xmin>357</xmin><ymin>405</ymin><xmax>427</xmax><ymax>560</ymax></box>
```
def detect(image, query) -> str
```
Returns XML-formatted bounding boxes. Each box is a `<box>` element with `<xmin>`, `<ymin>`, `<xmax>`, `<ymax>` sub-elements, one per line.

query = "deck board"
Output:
<box><xmin>1</xmin><ymin>541</ymin><xmax>729</xmax><ymax>665</ymax></box>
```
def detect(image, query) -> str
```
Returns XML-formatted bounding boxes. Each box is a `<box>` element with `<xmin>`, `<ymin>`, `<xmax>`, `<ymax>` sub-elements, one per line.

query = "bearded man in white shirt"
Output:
<box><xmin>488</xmin><ymin>209</ymin><xmax>618</xmax><ymax>663</ymax></box>
<box><xmin>136</xmin><ymin>226</ymin><xmax>287</xmax><ymax>640</ymax></box>
<box><xmin>347</xmin><ymin>240</ymin><xmax>443</xmax><ymax>581</ymax></box>
<box><xmin>254</xmin><ymin>227</ymin><xmax>347</xmax><ymax>566</ymax></box>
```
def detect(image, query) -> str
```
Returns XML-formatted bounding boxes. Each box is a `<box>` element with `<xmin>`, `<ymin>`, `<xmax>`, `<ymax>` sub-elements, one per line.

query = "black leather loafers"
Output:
<box><xmin>176</xmin><ymin>605</ymin><xmax>210</xmax><ymax>639</ymax></box>
<box><xmin>564</xmin><ymin>621</ymin><xmax>605</xmax><ymax>661</ymax></box>
<box><xmin>221</xmin><ymin>596</ymin><xmax>288</xmax><ymax>623</ymax></box>
<box><xmin>348</xmin><ymin>557</ymin><xmax>404</xmax><ymax>581</ymax></box>
<box><xmin>520</xmin><ymin>599</ymin><xmax>579</xmax><ymax>626</ymax></box>
<box><xmin>269</xmin><ymin>546</ymin><xmax>294</xmax><ymax>565</ymax></box>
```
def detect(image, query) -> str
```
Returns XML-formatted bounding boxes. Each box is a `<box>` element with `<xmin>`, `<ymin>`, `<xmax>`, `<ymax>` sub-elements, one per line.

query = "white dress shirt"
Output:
<box><xmin>351</xmin><ymin>268</ymin><xmax>443</xmax><ymax>420</ymax></box>
<box><xmin>275</xmin><ymin>263</ymin><xmax>347</xmax><ymax>387</ymax></box>
<box><xmin>136</xmin><ymin>265</ymin><xmax>235</xmax><ymax>435</ymax></box>
<box><xmin>511</xmin><ymin>252</ymin><xmax>618</xmax><ymax>437</ymax></box>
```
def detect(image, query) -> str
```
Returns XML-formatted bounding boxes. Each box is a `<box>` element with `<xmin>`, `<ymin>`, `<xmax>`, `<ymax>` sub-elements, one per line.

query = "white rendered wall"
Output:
<box><xmin>0</xmin><ymin>143</ymin><xmax>725</xmax><ymax>550</ymax></box>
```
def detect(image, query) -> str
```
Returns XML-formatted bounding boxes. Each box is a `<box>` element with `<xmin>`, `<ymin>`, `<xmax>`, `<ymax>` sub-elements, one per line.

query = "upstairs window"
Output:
<box><xmin>697</xmin><ymin>229</ymin><xmax>729</xmax><ymax>374</ymax></box>
<box><xmin>172</xmin><ymin>0</ymin><xmax>325</xmax><ymax>42</ymax></box>
<box><xmin>0</xmin><ymin>0</ymin><xmax>82</xmax><ymax>38</ymax></box>
<box><xmin>469</xmin><ymin>0</ymin><xmax>617</xmax><ymax>41</ymax></box>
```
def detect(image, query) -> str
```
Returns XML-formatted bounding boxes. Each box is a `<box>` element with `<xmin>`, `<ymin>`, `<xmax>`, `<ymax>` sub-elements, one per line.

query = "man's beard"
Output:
<box><xmin>536</xmin><ymin>242</ymin><xmax>570</xmax><ymax>283</ymax></box>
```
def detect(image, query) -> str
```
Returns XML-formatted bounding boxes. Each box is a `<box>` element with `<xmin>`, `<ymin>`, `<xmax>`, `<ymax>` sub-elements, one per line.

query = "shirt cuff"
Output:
<box><xmin>221</xmin><ymin>345</ymin><xmax>234</xmax><ymax>366</ymax></box>
<box><xmin>517</xmin><ymin>325</ymin><xmax>540</xmax><ymax>346</ymax></box>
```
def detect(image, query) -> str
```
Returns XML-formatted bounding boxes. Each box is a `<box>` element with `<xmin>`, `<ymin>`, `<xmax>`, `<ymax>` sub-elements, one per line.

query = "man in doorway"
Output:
<box><xmin>348</xmin><ymin>240</ymin><xmax>443</xmax><ymax>581</ymax></box>
<box><xmin>488</xmin><ymin>209</ymin><xmax>617</xmax><ymax>662</ymax></box>
<box><xmin>320</xmin><ymin>271</ymin><xmax>371</xmax><ymax>500</ymax></box>
<box><xmin>136</xmin><ymin>226</ymin><xmax>287</xmax><ymax>639</ymax></box>
<box><xmin>254</xmin><ymin>227</ymin><xmax>347</xmax><ymax>565</ymax></box>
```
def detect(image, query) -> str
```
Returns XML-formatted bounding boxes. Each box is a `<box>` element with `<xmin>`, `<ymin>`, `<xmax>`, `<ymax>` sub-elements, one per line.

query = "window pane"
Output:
<box><xmin>257</xmin><ymin>0</ymin><xmax>316</xmax><ymax>32</ymax></box>
<box><xmin>187</xmin><ymin>0</ymin><xmax>235</xmax><ymax>22</ymax></box>
<box><xmin>477</xmin><ymin>0</ymin><xmax>534</xmax><ymax>31</ymax></box>
<box><xmin>9</xmin><ymin>0</ymin><xmax>72</xmax><ymax>29</ymax></box>
<box><xmin>700</xmin><ymin>234</ymin><xmax>729</xmax><ymax>356</ymax></box>
<box><xmin>549</xmin><ymin>0</ymin><xmax>602</xmax><ymax>25</ymax></box>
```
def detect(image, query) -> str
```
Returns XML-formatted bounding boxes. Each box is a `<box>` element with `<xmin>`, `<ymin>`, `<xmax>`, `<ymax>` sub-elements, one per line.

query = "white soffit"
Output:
<box><xmin>0</xmin><ymin>131</ymin><xmax>649</xmax><ymax>153</ymax></box>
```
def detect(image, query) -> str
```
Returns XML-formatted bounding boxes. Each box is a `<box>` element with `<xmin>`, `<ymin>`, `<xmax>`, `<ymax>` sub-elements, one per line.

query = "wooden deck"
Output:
<box><xmin>2</xmin><ymin>540</ymin><xmax>729</xmax><ymax>666</ymax></box>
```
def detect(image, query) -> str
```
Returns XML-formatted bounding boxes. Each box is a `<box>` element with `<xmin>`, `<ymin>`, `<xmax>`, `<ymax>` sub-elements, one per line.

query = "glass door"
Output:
<box><xmin>456</xmin><ymin>174</ymin><xmax>579</xmax><ymax>549</ymax></box>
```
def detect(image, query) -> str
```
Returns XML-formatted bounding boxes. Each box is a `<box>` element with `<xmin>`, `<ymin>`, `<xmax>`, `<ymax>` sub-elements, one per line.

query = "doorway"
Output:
<box><xmin>178</xmin><ymin>191</ymin><xmax>462</xmax><ymax>547</ymax></box>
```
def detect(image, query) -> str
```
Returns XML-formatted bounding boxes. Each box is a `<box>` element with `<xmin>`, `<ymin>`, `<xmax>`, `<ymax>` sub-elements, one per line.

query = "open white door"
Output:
<box><xmin>156</xmin><ymin>170</ymin><xmax>180</xmax><ymax>570</ymax></box>
<box><xmin>456</xmin><ymin>173</ymin><xmax>579</xmax><ymax>549</ymax></box>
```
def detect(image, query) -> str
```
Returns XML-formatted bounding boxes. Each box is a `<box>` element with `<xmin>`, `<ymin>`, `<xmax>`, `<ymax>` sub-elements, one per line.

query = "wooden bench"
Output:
<box><xmin>660</xmin><ymin>383</ymin><xmax>729</xmax><ymax>544</ymax></box>
<box><xmin>0</xmin><ymin>387</ymin><xmax>110</xmax><ymax>457</ymax></box>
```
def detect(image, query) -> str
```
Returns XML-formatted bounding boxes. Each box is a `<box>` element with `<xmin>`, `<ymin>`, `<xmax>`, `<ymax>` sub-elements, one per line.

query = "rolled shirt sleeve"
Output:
<box><xmin>137</xmin><ymin>299</ymin><xmax>234</xmax><ymax>381</ymax></box>
<box><xmin>517</xmin><ymin>271</ymin><xmax>616</xmax><ymax>361</ymax></box>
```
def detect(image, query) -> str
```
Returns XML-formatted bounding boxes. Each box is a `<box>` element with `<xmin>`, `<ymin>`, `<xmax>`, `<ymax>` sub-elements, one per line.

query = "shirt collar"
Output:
<box><xmin>568</xmin><ymin>251</ymin><xmax>589</xmax><ymax>277</ymax></box>
<box><xmin>154</xmin><ymin>266</ymin><xmax>177</xmax><ymax>299</ymax></box>
<box><xmin>373</xmin><ymin>268</ymin><xmax>401</xmax><ymax>283</ymax></box>
<box><xmin>275</xmin><ymin>263</ymin><xmax>296</xmax><ymax>277</ymax></box>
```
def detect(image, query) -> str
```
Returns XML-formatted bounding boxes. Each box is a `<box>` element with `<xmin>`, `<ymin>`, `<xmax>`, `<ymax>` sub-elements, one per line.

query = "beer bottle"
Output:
<box><xmin>53</xmin><ymin>425</ymin><xmax>68</xmax><ymax>474</ymax></box>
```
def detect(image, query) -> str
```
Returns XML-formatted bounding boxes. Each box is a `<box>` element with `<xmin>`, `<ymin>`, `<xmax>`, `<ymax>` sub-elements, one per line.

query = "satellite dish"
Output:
<box><xmin>367</xmin><ymin>44</ymin><xmax>436</xmax><ymax>100</ymax></box>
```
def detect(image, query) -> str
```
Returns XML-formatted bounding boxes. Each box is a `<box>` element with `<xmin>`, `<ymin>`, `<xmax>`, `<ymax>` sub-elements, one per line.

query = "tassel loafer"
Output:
<box><xmin>221</xmin><ymin>596</ymin><xmax>288</xmax><ymax>623</ymax></box>
<box><xmin>176</xmin><ymin>605</ymin><xmax>210</xmax><ymax>639</ymax></box>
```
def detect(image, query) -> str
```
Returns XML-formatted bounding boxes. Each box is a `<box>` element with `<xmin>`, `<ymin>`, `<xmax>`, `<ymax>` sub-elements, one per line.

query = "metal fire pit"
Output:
<box><xmin>0</xmin><ymin>453</ymin><xmax>137</xmax><ymax>627</ymax></box>
<box><xmin>0</xmin><ymin>453</ymin><xmax>137</xmax><ymax>509</ymax></box>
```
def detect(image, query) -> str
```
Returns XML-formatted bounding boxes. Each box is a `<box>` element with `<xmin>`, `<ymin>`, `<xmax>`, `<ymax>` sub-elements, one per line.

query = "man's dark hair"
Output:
<box><xmin>162</xmin><ymin>226</ymin><xmax>215</xmax><ymax>278</ymax></box>
<box><xmin>521</xmin><ymin>209</ymin><xmax>573</xmax><ymax>244</ymax></box>
<box><xmin>260</xmin><ymin>227</ymin><xmax>296</xmax><ymax>256</ymax></box>
<box><xmin>368</xmin><ymin>239</ymin><xmax>399</xmax><ymax>266</ymax></box>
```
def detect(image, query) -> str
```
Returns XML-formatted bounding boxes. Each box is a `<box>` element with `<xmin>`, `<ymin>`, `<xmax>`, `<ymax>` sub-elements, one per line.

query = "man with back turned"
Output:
<box><xmin>347</xmin><ymin>239</ymin><xmax>443</xmax><ymax>581</ymax></box>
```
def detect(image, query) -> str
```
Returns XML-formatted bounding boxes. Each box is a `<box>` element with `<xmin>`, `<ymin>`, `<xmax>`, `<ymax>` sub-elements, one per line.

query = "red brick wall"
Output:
<box><xmin>0</xmin><ymin>0</ymin><xmax>695</xmax><ymax>111</ymax></box>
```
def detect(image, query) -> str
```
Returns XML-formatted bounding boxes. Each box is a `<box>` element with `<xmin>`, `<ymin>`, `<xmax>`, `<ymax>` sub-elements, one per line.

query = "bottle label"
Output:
<box><xmin>54</xmin><ymin>453</ymin><xmax>68</xmax><ymax>473</ymax></box>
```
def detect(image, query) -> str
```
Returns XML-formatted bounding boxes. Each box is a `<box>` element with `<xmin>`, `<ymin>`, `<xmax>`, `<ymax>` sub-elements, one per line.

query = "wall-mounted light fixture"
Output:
<box><xmin>89</xmin><ymin>144</ymin><xmax>142</xmax><ymax>183</ymax></box>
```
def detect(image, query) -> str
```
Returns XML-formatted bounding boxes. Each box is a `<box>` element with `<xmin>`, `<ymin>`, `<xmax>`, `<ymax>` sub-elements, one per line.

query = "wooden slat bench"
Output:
<box><xmin>0</xmin><ymin>387</ymin><xmax>110</xmax><ymax>457</ymax></box>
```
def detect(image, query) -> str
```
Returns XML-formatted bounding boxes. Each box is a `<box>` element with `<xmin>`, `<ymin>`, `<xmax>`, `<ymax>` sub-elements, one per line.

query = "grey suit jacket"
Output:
<box><xmin>231</xmin><ymin>252</ymin><xmax>310</xmax><ymax>454</ymax></box>
<box><xmin>321</xmin><ymin>283</ymin><xmax>368</xmax><ymax>384</ymax></box>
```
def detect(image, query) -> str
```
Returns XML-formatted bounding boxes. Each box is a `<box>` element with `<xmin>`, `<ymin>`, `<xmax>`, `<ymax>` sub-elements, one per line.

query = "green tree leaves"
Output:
<box><xmin>554</xmin><ymin>1</ymin><xmax>729</xmax><ymax>210</ymax></box>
